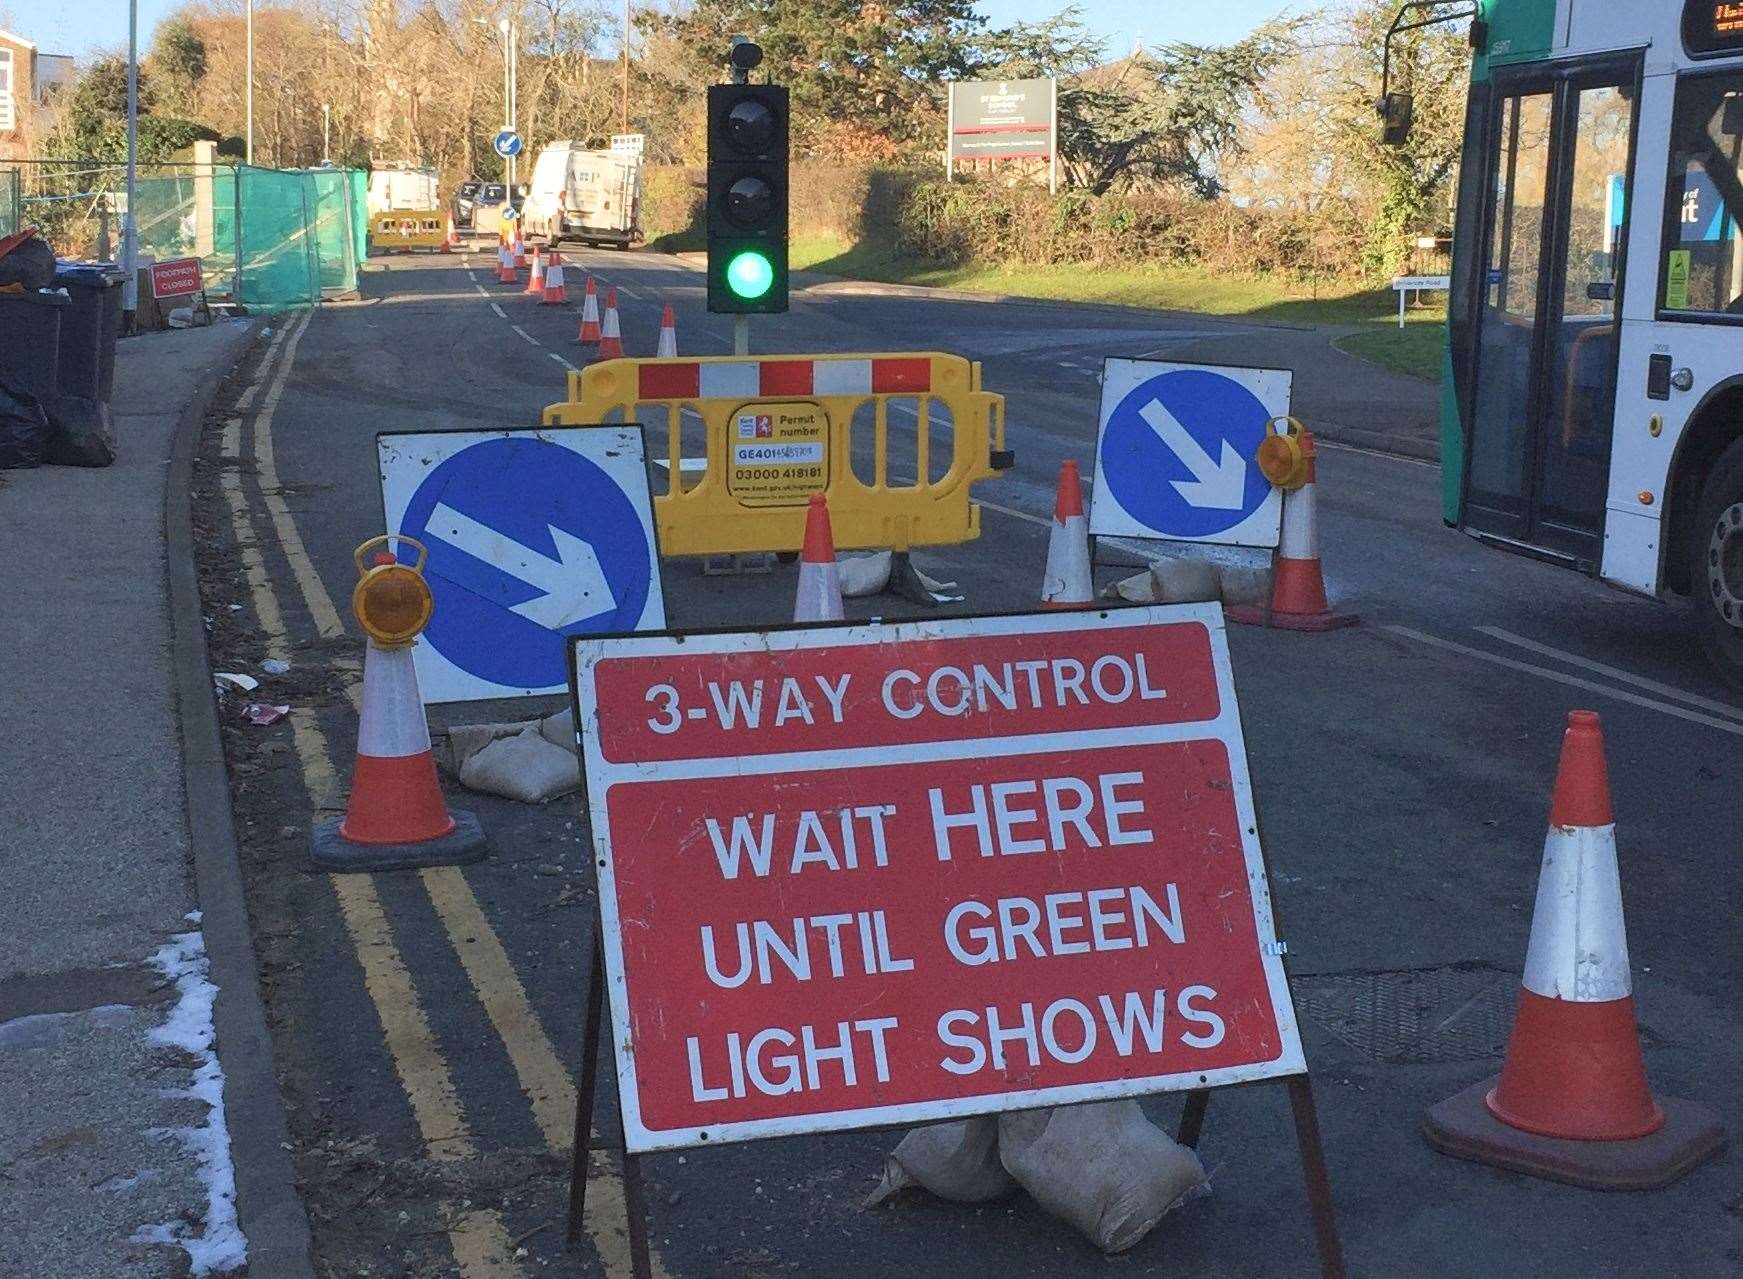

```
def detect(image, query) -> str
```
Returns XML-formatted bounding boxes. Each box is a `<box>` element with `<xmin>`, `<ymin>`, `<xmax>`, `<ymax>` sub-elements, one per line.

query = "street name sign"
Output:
<box><xmin>570</xmin><ymin>605</ymin><xmax>1304</xmax><ymax>1152</ymax></box>
<box><xmin>1090</xmin><ymin>359</ymin><xmax>1289</xmax><ymax>549</ymax></box>
<box><xmin>379</xmin><ymin>427</ymin><xmax>665</xmax><ymax>704</ymax></box>
<box><xmin>493</xmin><ymin>129</ymin><xmax>523</xmax><ymax>158</ymax></box>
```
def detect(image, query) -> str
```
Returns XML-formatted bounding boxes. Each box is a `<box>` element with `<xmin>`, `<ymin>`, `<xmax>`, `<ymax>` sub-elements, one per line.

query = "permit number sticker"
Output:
<box><xmin>728</xmin><ymin>401</ymin><xmax>829</xmax><ymax>507</ymax></box>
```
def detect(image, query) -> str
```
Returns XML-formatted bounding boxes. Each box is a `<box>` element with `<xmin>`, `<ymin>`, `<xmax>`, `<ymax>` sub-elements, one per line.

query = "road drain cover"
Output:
<box><xmin>1289</xmin><ymin>964</ymin><xmax>1518</xmax><ymax>1064</ymax></box>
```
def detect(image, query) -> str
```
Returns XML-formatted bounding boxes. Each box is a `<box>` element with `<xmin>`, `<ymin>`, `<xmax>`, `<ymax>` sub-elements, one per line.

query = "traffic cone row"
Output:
<box><xmin>596</xmin><ymin>287</ymin><xmax>624</xmax><ymax>360</ymax></box>
<box><xmin>575</xmin><ymin>276</ymin><xmax>602</xmax><ymax>344</ymax></box>
<box><xmin>1040</xmin><ymin>460</ymin><xmax>1093</xmax><ymax>608</ymax></box>
<box><xmin>793</xmin><ymin>495</ymin><xmax>844</xmax><ymax>623</ymax></box>
<box><xmin>495</xmin><ymin>243</ymin><xmax>516</xmax><ymax>285</ymax></box>
<box><xmin>1226</xmin><ymin>426</ymin><xmax>1355</xmax><ymax>631</ymax></box>
<box><xmin>540</xmin><ymin>251</ymin><xmax>567</xmax><ymax>305</ymax></box>
<box><xmin>1423</xmin><ymin>710</ymin><xmax>1724</xmax><ymax>1189</ymax></box>
<box><xmin>310</xmin><ymin>629</ymin><xmax>486</xmax><ymax>872</ymax></box>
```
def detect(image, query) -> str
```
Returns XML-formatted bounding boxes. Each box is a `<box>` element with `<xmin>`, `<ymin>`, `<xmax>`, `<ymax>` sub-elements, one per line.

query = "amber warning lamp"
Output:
<box><xmin>1256</xmin><ymin>416</ymin><xmax>1312</xmax><ymax>492</ymax></box>
<box><xmin>352</xmin><ymin>534</ymin><xmax>434</xmax><ymax>648</ymax></box>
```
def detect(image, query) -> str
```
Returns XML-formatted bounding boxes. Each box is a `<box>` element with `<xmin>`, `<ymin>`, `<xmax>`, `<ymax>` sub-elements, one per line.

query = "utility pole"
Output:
<box><xmin>322</xmin><ymin>103</ymin><xmax>331</xmax><ymax>165</ymax></box>
<box><xmin>124</xmin><ymin>0</ymin><xmax>138</xmax><ymax>325</ymax></box>
<box><xmin>245</xmin><ymin>0</ymin><xmax>255</xmax><ymax>165</ymax></box>
<box><xmin>621</xmin><ymin>0</ymin><xmax>630</xmax><ymax>132</ymax></box>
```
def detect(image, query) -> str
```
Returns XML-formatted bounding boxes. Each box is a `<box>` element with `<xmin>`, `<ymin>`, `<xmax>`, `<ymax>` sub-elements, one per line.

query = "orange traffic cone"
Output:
<box><xmin>310</xmin><ymin>636</ymin><xmax>487</xmax><ymax>871</ymax></box>
<box><xmin>441</xmin><ymin>216</ymin><xmax>459</xmax><ymax>252</ymax></box>
<box><xmin>575</xmin><ymin>276</ymin><xmax>602</xmax><ymax>344</ymax></box>
<box><xmin>1041</xmin><ymin>460</ymin><xmax>1093</xmax><ymax>608</ymax></box>
<box><xmin>524</xmin><ymin>245</ymin><xmax>545</xmax><ymax>295</ymax></box>
<box><xmin>1226</xmin><ymin>426</ymin><xmax>1356</xmax><ymax>631</ymax></box>
<box><xmin>512</xmin><ymin>230</ymin><xmax>526</xmax><ymax>269</ymax></box>
<box><xmin>1423</xmin><ymin>711</ymin><xmax>1724</xmax><ymax>1189</ymax></box>
<box><xmin>793</xmin><ymin>495</ymin><xmax>844</xmax><ymax>623</ymax></box>
<box><xmin>656</xmin><ymin>303</ymin><xmax>678</xmax><ymax>358</ymax></box>
<box><xmin>495</xmin><ymin>243</ymin><xmax>516</xmax><ymax>285</ymax></box>
<box><xmin>596</xmin><ymin>287</ymin><xmax>624</xmax><ymax>359</ymax></box>
<box><xmin>541</xmin><ymin>250</ymin><xmax>568</xmax><ymax>304</ymax></box>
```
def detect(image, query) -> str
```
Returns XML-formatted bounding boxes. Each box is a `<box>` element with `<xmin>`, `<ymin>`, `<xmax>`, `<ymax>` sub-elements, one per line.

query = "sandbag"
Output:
<box><xmin>46</xmin><ymin>394</ymin><xmax>116</xmax><ymax>467</ymax></box>
<box><xmin>0</xmin><ymin>375</ymin><xmax>51</xmax><ymax>470</ymax></box>
<box><xmin>997</xmin><ymin>1102</ymin><xmax>1207</xmax><ymax>1254</ymax></box>
<box><xmin>456</xmin><ymin>724</ymin><xmax>580</xmax><ymax>804</ymax></box>
<box><xmin>864</xmin><ymin>1118</ymin><xmax>1015</xmax><ymax>1207</ymax></box>
<box><xmin>1149</xmin><ymin>555</ymin><xmax>1222</xmax><ymax>605</ymax></box>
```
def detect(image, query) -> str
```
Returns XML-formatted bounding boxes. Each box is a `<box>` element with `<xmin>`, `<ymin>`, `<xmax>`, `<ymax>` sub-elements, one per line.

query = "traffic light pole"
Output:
<box><xmin>735</xmin><ymin>315</ymin><xmax>749</xmax><ymax>355</ymax></box>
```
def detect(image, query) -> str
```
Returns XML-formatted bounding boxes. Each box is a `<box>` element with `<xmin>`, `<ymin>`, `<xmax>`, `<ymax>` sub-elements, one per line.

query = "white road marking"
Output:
<box><xmin>1315</xmin><ymin>438</ymin><xmax>1438</xmax><ymax>468</ymax></box>
<box><xmin>1384</xmin><ymin>625</ymin><xmax>1743</xmax><ymax>739</ymax></box>
<box><xmin>512</xmin><ymin>324</ymin><xmax>541</xmax><ymax>346</ymax></box>
<box><xmin>549</xmin><ymin>351</ymin><xmax>579</xmax><ymax>371</ymax></box>
<box><xmin>616</xmin><ymin>285</ymin><xmax>642</xmax><ymax>301</ymax></box>
<box><xmin>490</xmin><ymin>302</ymin><xmax>507</xmax><ymax>319</ymax></box>
<box><xmin>472</xmin><ymin>283</ymin><xmax>489</xmax><ymax>297</ymax></box>
<box><xmin>1478</xmin><ymin>626</ymin><xmax>1743</xmax><ymax>721</ymax></box>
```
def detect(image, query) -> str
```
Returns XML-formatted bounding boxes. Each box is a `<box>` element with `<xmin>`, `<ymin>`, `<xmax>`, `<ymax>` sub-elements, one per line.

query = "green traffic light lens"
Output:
<box><xmin>726</xmin><ymin>250</ymin><xmax>775</xmax><ymax>300</ymax></box>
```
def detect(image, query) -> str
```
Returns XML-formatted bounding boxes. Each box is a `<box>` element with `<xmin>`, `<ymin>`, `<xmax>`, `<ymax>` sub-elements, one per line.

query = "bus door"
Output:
<box><xmin>1462</xmin><ymin>59</ymin><xmax>1640</xmax><ymax>565</ymax></box>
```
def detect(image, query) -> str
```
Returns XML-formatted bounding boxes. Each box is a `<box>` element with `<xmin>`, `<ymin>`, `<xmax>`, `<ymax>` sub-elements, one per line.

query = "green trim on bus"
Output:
<box><xmin>1474</xmin><ymin>0</ymin><xmax>1559</xmax><ymax>78</ymax></box>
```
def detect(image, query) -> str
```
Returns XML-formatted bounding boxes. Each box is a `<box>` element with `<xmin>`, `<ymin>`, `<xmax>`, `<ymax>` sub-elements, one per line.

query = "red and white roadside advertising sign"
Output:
<box><xmin>571</xmin><ymin>604</ymin><xmax>1305</xmax><ymax>1153</ymax></box>
<box><xmin>149</xmin><ymin>256</ymin><xmax>204</xmax><ymax>300</ymax></box>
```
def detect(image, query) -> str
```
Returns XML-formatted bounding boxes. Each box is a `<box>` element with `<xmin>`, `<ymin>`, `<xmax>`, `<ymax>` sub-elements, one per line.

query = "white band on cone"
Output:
<box><xmin>1520</xmin><ymin>823</ymin><xmax>1632</xmax><ymax>1003</ymax></box>
<box><xmin>1043</xmin><ymin>512</ymin><xmax>1092</xmax><ymax>603</ymax></box>
<box><xmin>1280</xmin><ymin>479</ymin><xmax>1318</xmax><ymax>559</ymax></box>
<box><xmin>794</xmin><ymin>562</ymin><xmax>844</xmax><ymax>622</ymax></box>
<box><xmin>357</xmin><ymin>642</ymin><xmax>433</xmax><ymax>759</ymax></box>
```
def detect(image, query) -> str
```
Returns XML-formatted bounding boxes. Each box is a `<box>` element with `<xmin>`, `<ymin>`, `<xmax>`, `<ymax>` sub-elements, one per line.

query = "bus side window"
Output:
<box><xmin>1662</xmin><ymin>78</ymin><xmax>1743</xmax><ymax>316</ymax></box>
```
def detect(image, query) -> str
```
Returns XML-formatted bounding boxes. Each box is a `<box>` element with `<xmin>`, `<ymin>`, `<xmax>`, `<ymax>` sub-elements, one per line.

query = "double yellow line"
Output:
<box><xmin>219</xmin><ymin>310</ymin><xmax>661</xmax><ymax>1276</ymax></box>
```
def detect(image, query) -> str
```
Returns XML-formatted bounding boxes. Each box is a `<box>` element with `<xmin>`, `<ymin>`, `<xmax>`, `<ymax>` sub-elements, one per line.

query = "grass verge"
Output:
<box><xmin>788</xmin><ymin>235</ymin><xmax>1449</xmax><ymax>381</ymax></box>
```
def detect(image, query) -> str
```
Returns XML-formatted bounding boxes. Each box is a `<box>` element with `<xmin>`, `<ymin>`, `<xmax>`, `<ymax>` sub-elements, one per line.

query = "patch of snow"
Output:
<box><xmin>129</xmin><ymin>930</ymin><xmax>248</xmax><ymax>1276</ymax></box>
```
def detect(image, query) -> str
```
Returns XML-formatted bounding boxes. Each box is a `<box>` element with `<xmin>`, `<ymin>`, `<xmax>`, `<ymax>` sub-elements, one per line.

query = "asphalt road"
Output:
<box><xmin>199</xmin><ymin>244</ymin><xmax>1743</xmax><ymax>1278</ymax></box>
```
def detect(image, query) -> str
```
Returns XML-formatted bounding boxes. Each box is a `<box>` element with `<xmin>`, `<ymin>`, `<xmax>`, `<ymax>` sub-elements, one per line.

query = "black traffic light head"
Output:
<box><xmin>708</xmin><ymin>83</ymin><xmax>789</xmax><ymax>314</ymax></box>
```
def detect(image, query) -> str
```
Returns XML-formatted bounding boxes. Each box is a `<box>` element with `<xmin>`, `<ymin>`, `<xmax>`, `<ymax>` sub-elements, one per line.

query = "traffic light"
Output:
<box><xmin>707</xmin><ymin>82</ymin><xmax>789</xmax><ymax>313</ymax></box>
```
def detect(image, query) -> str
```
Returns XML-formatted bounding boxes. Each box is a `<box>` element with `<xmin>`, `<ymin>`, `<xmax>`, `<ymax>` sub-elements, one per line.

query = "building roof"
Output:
<box><xmin>0</xmin><ymin>28</ymin><xmax>38</xmax><ymax>51</ymax></box>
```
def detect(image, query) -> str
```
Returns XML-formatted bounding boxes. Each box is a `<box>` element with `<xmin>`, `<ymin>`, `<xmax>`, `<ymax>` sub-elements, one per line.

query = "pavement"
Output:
<box><xmin>0</xmin><ymin>319</ymin><xmax>311</xmax><ymax>1277</ymax></box>
<box><xmin>180</xmin><ymin>241</ymin><xmax>1743</xmax><ymax>1277</ymax></box>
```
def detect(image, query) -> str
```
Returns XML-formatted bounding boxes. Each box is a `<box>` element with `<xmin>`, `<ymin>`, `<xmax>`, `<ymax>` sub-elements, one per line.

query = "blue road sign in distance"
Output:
<box><xmin>378</xmin><ymin>428</ymin><xmax>665</xmax><ymax>703</ymax></box>
<box><xmin>493</xmin><ymin>129</ymin><xmax>523</xmax><ymax>157</ymax></box>
<box><xmin>1090</xmin><ymin>359</ymin><xmax>1289</xmax><ymax>549</ymax></box>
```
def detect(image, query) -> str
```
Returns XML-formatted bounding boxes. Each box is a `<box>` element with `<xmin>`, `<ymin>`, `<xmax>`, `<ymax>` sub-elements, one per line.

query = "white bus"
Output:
<box><xmin>1436</xmin><ymin>1</ymin><xmax>1743</xmax><ymax>685</ymax></box>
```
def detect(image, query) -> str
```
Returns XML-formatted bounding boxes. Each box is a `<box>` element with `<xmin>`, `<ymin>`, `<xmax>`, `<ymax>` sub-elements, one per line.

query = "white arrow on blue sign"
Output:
<box><xmin>378</xmin><ymin>427</ymin><xmax>666</xmax><ymax>704</ymax></box>
<box><xmin>1089</xmin><ymin>359</ymin><xmax>1290</xmax><ymax>549</ymax></box>
<box><xmin>493</xmin><ymin>129</ymin><xmax>523</xmax><ymax>157</ymax></box>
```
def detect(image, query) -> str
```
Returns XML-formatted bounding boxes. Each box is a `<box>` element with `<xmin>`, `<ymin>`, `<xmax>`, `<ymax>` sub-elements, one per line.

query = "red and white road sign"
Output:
<box><xmin>149</xmin><ymin>257</ymin><xmax>204</xmax><ymax>300</ymax></box>
<box><xmin>571</xmin><ymin>605</ymin><xmax>1304</xmax><ymax>1152</ymax></box>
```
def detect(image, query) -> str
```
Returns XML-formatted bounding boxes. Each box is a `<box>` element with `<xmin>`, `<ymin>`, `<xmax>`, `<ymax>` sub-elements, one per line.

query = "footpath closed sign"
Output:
<box><xmin>571</xmin><ymin>605</ymin><xmax>1304</xmax><ymax>1152</ymax></box>
<box><xmin>149</xmin><ymin>257</ymin><xmax>204</xmax><ymax>299</ymax></box>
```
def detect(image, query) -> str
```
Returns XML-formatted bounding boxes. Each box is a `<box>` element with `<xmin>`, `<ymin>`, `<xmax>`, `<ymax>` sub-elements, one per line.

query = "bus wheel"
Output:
<box><xmin>1691</xmin><ymin>437</ymin><xmax>1743</xmax><ymax>690</ymax></box>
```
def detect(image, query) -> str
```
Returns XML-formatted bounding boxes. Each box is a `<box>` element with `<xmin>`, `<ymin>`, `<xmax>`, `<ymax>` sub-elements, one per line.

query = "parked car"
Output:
<box><xmin>452</xmin><ymin>180</ymin><xmax>483</xmax><ymax>229</ymax></box>
<box><xmin>472</xmin><ymin>183</ymin><xmax>525</xmax><ymax>238</ymax></box>
<box><xmin>519</xmin><ymin>142</ymin><xmax>642</xmax><ymax>248</ymax></box>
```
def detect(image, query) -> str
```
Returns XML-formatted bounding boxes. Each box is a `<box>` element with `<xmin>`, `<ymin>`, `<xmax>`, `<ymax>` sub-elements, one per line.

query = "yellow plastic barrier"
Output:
<box><xmin>543</xmin><ymin>352</ymin><xmax>1010</xmax><ymax>557</ymax></box>
<box><xmin>369</xmin><ymin>212</ymin><xmax>446</xmax><ymax>253</ymax></box>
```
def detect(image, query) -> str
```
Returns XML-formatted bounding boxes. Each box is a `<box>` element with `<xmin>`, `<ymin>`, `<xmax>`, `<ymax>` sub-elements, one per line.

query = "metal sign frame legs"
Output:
<box><xmin>563</xmin><ymin>915</ymin><xmax>1347</xmax><ymax>1279</ymax></box>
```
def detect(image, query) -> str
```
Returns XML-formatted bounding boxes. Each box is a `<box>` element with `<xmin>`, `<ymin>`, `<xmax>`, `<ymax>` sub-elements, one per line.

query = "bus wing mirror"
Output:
<box><xmin>1378</xmin><ymin>92</ymin><xmax>1415</xmax><ymax>147</ymax></box>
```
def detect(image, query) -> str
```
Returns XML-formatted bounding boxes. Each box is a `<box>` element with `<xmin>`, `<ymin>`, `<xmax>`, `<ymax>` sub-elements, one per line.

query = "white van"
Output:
<box><xmin>367</xmin><ymin>165</ymin><xmax>440</xmax><ymax>216</ymax></box>
<box><xmin>520</xmin><ymin>142</ymin><xmax>642</xmax><ymax>248</ymax></box>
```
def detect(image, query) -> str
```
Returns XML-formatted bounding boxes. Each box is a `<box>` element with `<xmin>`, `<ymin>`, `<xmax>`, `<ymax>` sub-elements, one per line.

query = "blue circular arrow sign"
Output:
<box><xmin>398</xmin><ymin>437</ymin><xmax>653</xmax><ymax>691</ymax></box>
<box><xmin>1099</xmin><ymin>368</ymin><xmax>1274</xmax><ymax>539</ymax></box>
<box><xmin>493</xmin><ymin>129</ymin><xmax>523</xmax><ymax>157</ymax></box>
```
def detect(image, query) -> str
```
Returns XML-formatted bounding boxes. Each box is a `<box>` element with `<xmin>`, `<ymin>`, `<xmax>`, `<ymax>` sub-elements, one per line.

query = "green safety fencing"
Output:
<box><xmin>2</xmin><ymin>160</ymin><xmax>368</xmax><ymax>311</ymax></box>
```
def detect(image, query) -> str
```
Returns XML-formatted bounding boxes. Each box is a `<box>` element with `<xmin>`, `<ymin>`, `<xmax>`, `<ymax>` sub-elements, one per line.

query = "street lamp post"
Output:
<box><xmin>621</xmin><ymin>0</ymin><xmax>630</xmax><ymax>133</ymax></box>
<box><xmin>476</xmin><ymin>17</ymin><xmax>518</xmax><ymax>190</ymax></box>
<box><xmin>246</xmin><ymin>0</ymin><xmax>255</xmax><ymax>165</ymax></box>
<box><xmin>124</xmin><ymin>0</ymin><xmax>138</xmax><ymax>323</ymax></box>
<box><xmin>323</xmin><ymin>103</ymin><xmax>331</xmax><ymax>165</ymax></box>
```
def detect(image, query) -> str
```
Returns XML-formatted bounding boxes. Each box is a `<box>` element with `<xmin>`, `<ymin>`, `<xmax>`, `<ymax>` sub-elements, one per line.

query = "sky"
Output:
<box><xmin>1</xmin><ymin>0</ymin><xmax>1286</xmax><ymax>63</ymax></box>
